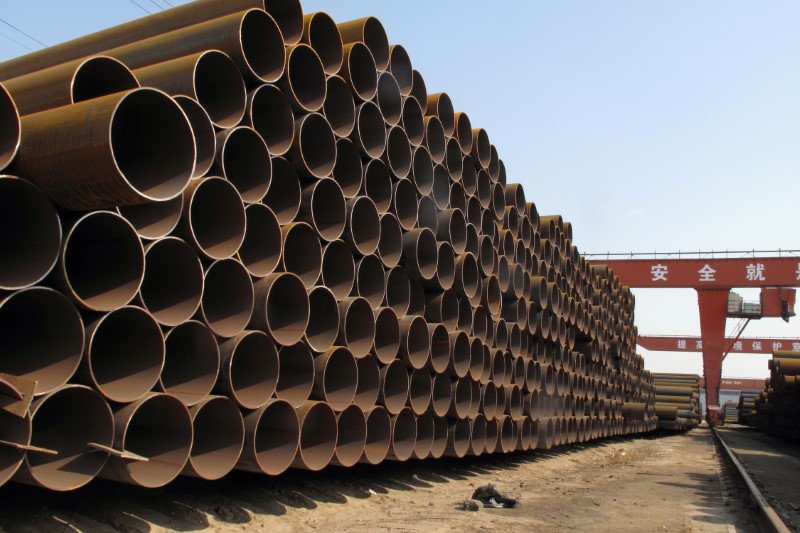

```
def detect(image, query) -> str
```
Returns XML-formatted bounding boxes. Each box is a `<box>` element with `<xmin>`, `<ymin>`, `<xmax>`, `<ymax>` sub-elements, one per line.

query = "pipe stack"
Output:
<box><xmin>737</xmin><ymin>390</ymin><xmax>760</xmax><ymax>424</ymax></box>
<box><xmin>0</xmin><ymin>0</ymin><xmax>655</xmax><ymax>492</ymax></box>
<box><xmin>651</xmin><ymin>373</ymin><xmax>701</xmax><ymax>430</ymax></box>
<box><xmin>719</xmin><ymin>401</ymin><xmax>738</xmax><ymax>424</ymax></box>
<box><xmin>744</xmin><ymin>351</ymin><xmax>800</xmax><ymax>440</ymax></box>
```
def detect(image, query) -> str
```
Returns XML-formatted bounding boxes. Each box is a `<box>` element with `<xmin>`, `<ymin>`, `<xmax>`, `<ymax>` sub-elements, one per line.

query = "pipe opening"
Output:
<box><xmin>332</xmin><ymin>138</ymin><xmax>363</xmax><ymax>198</ymax></box>
<box><xmin>435</xmin><ymin>241</ymin><xmax>456</xmax><ymax>291</ymax></box>
<box><xmin>216</xmin><ymin>127</ymin><xmax>271</xmax><ymax>203</ymax></box>
<box><xmin>305</xmin><ymin>286</ymin><xmax>339</xmax><ymax>353</ymax></box>
<box><xmin>293</xmin><ymin>113</ymin><xmax>336</xmax><ymax>179</ymax></box>
<box><xmin>0</xmin><ymin>84</ymin><xmax>19</xmax><ymax>171</ymax></box>
<box><xmin>283</xmin><ymin>44</ymin><xmax>326</xmax><ymax>113</ymax></box>
<box><xmin>377</xmin><ymin>72</ymin><xmax>402</xmax><ymax>126</ymax></box>
<box><xmin>411</xmin><ymin>146</ymin><xmax>433</xmax><ymax>195</ymax></box>
<box><xmin>338</xmin><ymin>297</ymin><xmax>376</xmax><ymax>358</ymax></box>
<box><xmin>281</xmin><ymin>222</ymin><xmax>322</xmax><ymax>288</ymax></box>
<box><xmin>161</xmin><ymin>321</ymin><xmax>219</xmax><ymax>406</ymax></box>
<box><xmin>239</xmin><ymin>204</ymin><xmax>282</xmax><ymax>277</ymax></box>
<box><xmin>263</xmin><ymin>157</ymin><xmax>301</xmax><ymax>224</ymax></box>
<box><xmin>392</xmin><ymin>178</ymin><xmax>418</xmax><ymax>230</ymax></box>
<box><xmin>324</xmin><ymin>75</ymin><xmax>356</xmax><ymax>138</ymax></box>
<box><xmin>431</xmin><ymin>374</ymin><xmax>452</xmax><ymax>417</ymax></box>
<box><xmin>248</xmin><ymin>84</ymin><xmax>294</xmax><ymax>156</ymax></box>
<box><xmin>334</xmin><ymin>404</ymin><xmax>366</xmax><ymax>467</ymax></box>
<box><xmin>201</xmin><ymin>259</ymin><xmax>254</xmax><ymax>338</ymax></box>
<box><xmin>346</xmin><ymin>197</ymin><xmax>381</xmax><ymax>256</ymax></box>
<box><xmin>385</xmin><ymin>126</ymin><xmax>412</xmax><ymax>179</ymax></box>
<box><xmin>401</xmin><ymin>97</ymin><xmax>424</xmax><ymax>147</ymax></box>
<box><xmin>410</xmin><ymin>69</ymin><xmax>427</xmax><ymax>110</ymax></box>
<box><xmin>408</xmin><ymin>369</ymin><xmax>432</xmax><ymax>415</ymax></box>
<box><xmin>416</xmin><ymin>194</ymin><xmax>437</xmax><ymax>232</ymax></box>
<box><xmin>248</xmin><ymin>400</ymin><xmax>299</xmax><ymax>475</ymax></box>
<box><xmin>449</xmin><ymin>331</ymin><xmax>471</xmax><ymax>379</ymax></box>
<box><xmin>340</xmin><ymin>42</ymin><xmax>377</xmax><ymax>101</ymax></box>
<box><xmin>0</xmin><ymin>178</ymin><xmax>59</xmax><ymax>290</ymax></box>
<box><xmin>362</xmin><ymin>407</ymin><xmax>390</xmax><ymax>464</ymax></box>
<box><xmin>424</xmin><ymin>116</ymin><xmax>445</xmax><ymax>164</ymax></box>
<box><xmin>72</xmin><ymin>56</ymin><xmax>139</xmax><ymax>105</ymax></box>
<box><xmin>187</xmin><ymin>397</ymin><xmax>243</xmax><ymax>480</ymax></box>
<box><xmin>185</xmin><ymin>177</ymin><xmax>245</xmax><ymax>260</ymax></box>
<box><xmin>276</xmin><ymin>343</ymin><xmax>314</xmax><ymax>407</ymax></box>
<box><xmin>354</xmin><ymin>355</ymin><xmax>380</xmax><ymax>410</ymax></box>
<box><xmin>320</xmin><ymin>240</ymin><xmax>355</xmax><ymax>300</ymax></box>
<box><xmin>316</xmin><ymin>347</ymin><xmax>357</xmax><ymax>410</ymax></box>
<box><xmin>303</xmin><ymin>12</ymin><xmax>343</xmax><ymax>75</ymax></box>
<box><xmin>431</xmin><ymin>164</ymin><xmax>450</xmax><ymax>210</ymax></box>
<box><xmin>139</xmin><ymin>237</ymin><xmax>202</xmax><ymax>326</ymax></box>
<box><xmin>27</xmin><ymin>386</ymin><xmax>112</xmax><ymax>491</ymax></box>
<box><xmin>362</xmin><ymin>158</ymin><xmax>392</xmax><ymax>214</ymax></box>
<box><xmin>390</xmin><ymin>408</ymin><xmax>416</xmax><ymax>461</ymax></box>
<box><xmin>110</xmin><ymin>88</ymin><xmax>195</xmax><ymax>201</ymax></box>
<box><xmin>378</xmin><ymin>214</ymin><xmax>403</xmax><ymax>269</ymax></box>
<box><xmin>241</xmin><ymin>9</ymin><xmax>289</xmax><ymax>82</ymax></box>
<box><xmin>296</xmin><ymin>402</ymin><xmax>337</xmax><ymax>470</ymax></box>
<box><xmin>220</xmin><ymin>331</ymin><xmax>279</xmax><ymax>410</ymax></box>
<box><xmin>190</xmin><ymin>50</ymin><xmax>247</xmax><ymax>129</ymax></box>
<box><xmin>380</xmin><ymin>360</ymin><xmax>409</xmax><ymax>414</ymax></box>
<box><xmin>353</xmin><ymin>101</ymin><xmax>386</xmax><ymax>159</ymax></box>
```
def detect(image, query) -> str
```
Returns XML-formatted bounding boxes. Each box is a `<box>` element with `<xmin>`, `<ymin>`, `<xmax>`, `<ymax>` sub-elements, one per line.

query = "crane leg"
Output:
<box><xmin>696</xmin><ymin>288</ymin><xmax>730</xmax><ymax>425</ymax></box>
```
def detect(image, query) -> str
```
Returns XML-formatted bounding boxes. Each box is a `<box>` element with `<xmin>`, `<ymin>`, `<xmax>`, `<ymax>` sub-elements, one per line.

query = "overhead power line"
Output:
<box><xmin>0</xmin><ymin>30</ymin><xmax>35</xmax><ymax>52</ymax></box>
<box><xmin>0</xmin><ymin>17</ymin><xmax>47</xmax><ymax>48</ymax></box>
<box><xmin>126</xmin><ymin>0</ymin><xmax>152</xmax><ymax>14</ymax></box>
<box><xmin>146</xmin><ymin>0</ymin><xmax>166</xmax><ymax>11</ymax></box>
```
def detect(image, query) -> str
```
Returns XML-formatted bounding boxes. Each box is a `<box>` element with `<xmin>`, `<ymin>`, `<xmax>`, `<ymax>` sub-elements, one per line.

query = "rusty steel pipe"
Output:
<box><xmin>417</xmin><ymin>194</ymin><xmax>438</xmax><ymax>233</ymax></box>
<box><xmin>379</xmin><ymin>359</ymin><xmax>410</xmax><ymax>415</ymax></box>
<box><xmin>339</xmin><ymin>17</ymin><xmax>390</xmax><ymax>71</ymax></box>
<box><xmin>402</xmin><ymin>227</ymin><xmax>438</xmax><ymax>281</ymax></box>
<box><xmin>445</xmin><ymin>418</ymin><xmax>470</xmax><ymax>458</ymax></box>
<box><xmin>361</xmin><ymin>406</ymin><xmax>391</xmax><ymax>465</ymax></box>
<box><xmin>17</xmin><ymin>385</ymin><xmax>113</xmax><ymax>491</ymax></box>
<box><xmin>399</xmin><ymin>315</ymin><xmax>431</xmax><ymax>370</ymax></box>
<box><xmin>217</xmin><ymin>331</ymin><xmax>279</xmax><ymax>409</ymax></box>
<box><xmin>292</xmin><ymin>401</ymin><xmax>337</xmax><ymax>471</ymax></box>
<box><xmin>0</xmin><ymin>288</ymin><xmax>84</xmax><ymax>397</ymax></box>
<box><xmin>301</xmin><ymin>12</ymin><xmax>343</xmax><ymax>75</ymax></box>
<box><xmin>320</xmin><ymin>240</ymin><xmax>356</xmax><ymax>300</ymax></box>
<box><xmin>251</xmin><ymin>272</ymin><xmax>310</xmax><ymax>346</ymax></box>
<box><xmin>448</xmin><ymin>378</ymin><xmax>472</xmax><ymax>419</ymax></box>
<box><xmin>280</xmin><ymin>44</ymin><xmax>326</xmax><ymax>113</ymax></box>
<box><xmin>313</xmin><ymin>347</ymin><xmax>358</xmax><ymax>411</ymax></box>
<box><xmin>354</xmin><ymin>254</ymin><xmax>386</xmax><ymax>309</ymax></box>
<box><xmin>58</xmin><ymin>210</ymin><xmax>145</xmax><ymax>313</ymax></box>
<box><xmin>81</xmin><ymin>306</ymin><xmax>164</xmax><ymax>403</ymax></box>
<box><xmin>332</xmin><ymin>404</ymin><xmax>367</xmax><ymax>467</ymax></box>
<box><xmin>0</xmin><ymin>177</ymin><xmax>59</xmax><ymax>290</ymax></box>
<box><xmin>468</xmin><ymin>414</ymin><xmax>487</xmax><ymax>456</ymax></box>
<box><xmin>101</xmin><ymin>393</ymin><xmax>192</xmax><ymax>488</ymax></box>
<box><xmin>427</xmin><ymin>324</ymin><xmax>451</xmax><ymax>375</ymax></box>
<box><xmin>424</xmin><ymin>115</ymin><xmax>446</xmax><ymax>164</ymax></box>
<box><xmin>117</xmin><ymin>194</ymin><xmax>183</xmax><ymax>242</ymax></box>
<box><xmin>351</xmin><ymin>101</ymin><xmax>387</xmax><ymax>160</ymax></box>
<box><xmin>450</xmin><ymin>181</ymin><xmax>467</xmax><ymax>213</ymax></box>
<box><xmin>430</xmin><ymin>163</ymin><xmax>450</xmax><ymax>209</ymax></box>
<box><xmin>401</xmin><ymin>96</ymin><xmax>425</xmax><ymax>148</ymax></box>
<box><xmin>336</xmin><ymin>296</ymin><xmax>376</xmax><ymax>359</ymax></box>
<box><xmin>377</xmin><ymin>72</ymin><xmax>402</xmax><ymax>126</ymax></box>
<box><xmin>4</xmin><ymin>55</ymin><xmax>138</xmax><ymax>117</ymax></box>
<box><xmin>445</xmin><ymin>137</ymin><xmax>463</xmax><ymax>182</ymax></box>
<box><xmin>275</xmin><ymin>342</ymin><xmax>315</xmax><ymax>408</ymax></box>
<box><xmin>361</xmin><ymin>158</ymin><xmax>392</xmax><ymax>214</ymax></box>
<box><xmin>182</xmin><ymin>395</ymin><xmax>244</xmax><ymax>480</ymax></box>
<box><xmin>239</xmin><ymin>399</ymin><xmax>299</xmax><ymax>476</ymax></box>
<box><xmin>468</xmin><ymin>336</ymin><xmax>486</xmax><ymax>382</ymax></box>
<box><xmin>426</xmin><ymin>93</ymin><xmax>454</xmax><ymax>137</ymax></box>
<box><xmin>238</xmin><ymin>204</ymin><xmax>282</xmax><ymax>277</ymax></box>
<box><xmin>290</xmin><ymin>112</ymin><xmax>337</xmax><ymax>180</ymax></box>
<box><xmin>424</xmin><ymin>241</ymin><xmax>455</xmax><ymax>292</ymax></box>
<box><xmin>378</xmin><ymin>213</ymin><xmax>403</xmax><ymax>270</ymax></box>
<box><xmin>262</xmin><ymin>156</ymin><xmax>301</xmax><ymax>224</ymax></box>
<box><xmin>414</xmin><ymin>411</ymin><xmax>434</xmax><ymax>460</ymax></box>
<box><xmin>471</xmin><ymin>128</ymin><xmax>491</xmax><ymax>169</ymax></box>
<box><xmin>408</xmin><ymin>368</ymin><xmax>433</xmax><ymax>415</ymax></box>
<box><xmin>437</xmin><ymin>208</ymin><xmax>467</xmax><ymax>255</ymax></box>
<box><xmin>388</xmin><ymin>44</ymin><xmax>414</xmax><ymax>96</ymax></box>
<box><xmin>0</xmin><ymin>84</ymin><xmax>18</xmax><ymax>171</ymax></box>
<box><xmin>430</xmin><ymin>374</ymin><xmax>452</xmax><ymax>419</ymax></box>
<box><xmin>280</xmin><ymin>222</ymin><xmax>322</xmax><ymax>288</ymax></box>
<box><xmin>484</xmin><ymin>418</ymin><xmax>498</xmax><ymax>454</ymax></box>
<box><xmin>160</xmin><ymin>320</ymin><xmax>220</xmax><ymax>406</ymax></box>
<box><xmin>0</xmin><ymin>382</ymin><xmax>29</xmax><ymax>487</ymax></box>
<box><xmin>453</xmin><ymin>112</ymin><xmax>473</xmax><ymax>155</ymax></box>
<box><xmin>354</xmin><ymin>354</ymin><xmax>380</xmax><ymax>411</ymax></box>
<box><xmin>332</xmin><ymin>137</ymin><xmax>363</xmax><ymax>199</ymax></box>
<box><xmin>425</xmin><ymin>289</ymin><xmax>459</xmax><ymax>333</ymax></box>
<box><xmin>345</xmin><ymin>196</ymin><xmax>381</xmax><ymax>257</ymax></box>
<box><xmin>411</xmin><ymin>145</ymin><xmax>434</xmax><ymax>195</ymax></box>
<box><xmin>199</xmin><ymin>259</ymin><xmax>254</xmax><ymax>338</ymax></box>
<box><xmin>409</xmin><ymin>69</ymin><xmax>428</xmax><ymax>111</ymax></box>
<box><xmin>213</xmin><ymin>126</ymin><xmax>271</xmax><ymax>203</ymax></box>
<box><xmin>323</xmin><ymin>75</ymin><xmax>356</xmax><ymax>139</ymax></box>
<box><xmin>179</xmin><ymin>177</ymin><xmax>246</xmax><ymax>261</ymax></box>
<box><xmin>387</xmin><ymin>407</ymin><xmax>417</xmax><ymax>462</ymax></box>
<box><xmin>138</xmin><ymin>237</ymin><xmax>203</xmax><ymax>327</ymax></box>
<box><xmin>245</xmin><ymin>84</ymin><xmax>294</xmax><ymax>157</ymax></box>
<box><xmin>516</xmin><ymin>417</ymin><xmax>533</xmax><ymax>451</ymax></box>
<box><xmin>462</xmin><ymin>155</ymin><xmax>478</xmax><ymax>197</ymax></box>
<box><xmin>482</xmin><ymin>381</ymin><xmax>499</xmax><ymax>421</ymax></box>
<box><xmin>373</xmin><ymin>307</ymin><xmax>401</xmax><ymax>365</ymax></box>
<box><xmin>381</xmin><ymin>266</ymin><xmax>409</xmax><ymax>317</ymax></box>
<box><xmin>135</xmin><ymin>50</ymin><xmax>245</xmax><ymax>129</ymax></box>
<box><xmin>454</xmin><ymin>252</ymin><xmax>480</xmax><ymax>299</ymax></box>
<box><xmin>392</xmin><ymin>176</ymin><xmax>418</xmax><ymax>231</ymax></box>
<box><xmin>305</xmin><ymin>286</ymin><xmax>340</xmax><ymax>353</ymax></box>
<box><xmin>338</xmin><ymin>42</ymin><xmax>378</xmax><ymax>102</ymax></box>
<box><xmin>0</xmin><ymin>0</ymin><xmax>268</xmax><ymax>79</ymax></box>
<box><xmin>15</xmin><ymin>88</ymin><xmax>194</xmax><ymax>210</ymax></box>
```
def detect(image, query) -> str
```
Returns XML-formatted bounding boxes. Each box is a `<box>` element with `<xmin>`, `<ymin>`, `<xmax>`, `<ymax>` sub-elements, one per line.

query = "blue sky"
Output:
<box><xmin>1</xmin><ymin>1</ymin><xmax>798</xmax><ymax>378</ymax></box>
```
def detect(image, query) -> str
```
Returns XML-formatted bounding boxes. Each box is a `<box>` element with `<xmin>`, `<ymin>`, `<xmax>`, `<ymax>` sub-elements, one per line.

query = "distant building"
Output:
<box><xmin>698</xmin><ymin>377</ymin><xmax>764</xmax><ymax>413</ymax></box>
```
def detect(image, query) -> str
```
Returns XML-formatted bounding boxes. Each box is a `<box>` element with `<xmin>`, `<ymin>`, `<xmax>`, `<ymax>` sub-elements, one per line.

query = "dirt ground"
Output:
<box><xmin>0</xmin><ymin>428</ymin><xmax>760</xmax><ymax>533</ymax></box>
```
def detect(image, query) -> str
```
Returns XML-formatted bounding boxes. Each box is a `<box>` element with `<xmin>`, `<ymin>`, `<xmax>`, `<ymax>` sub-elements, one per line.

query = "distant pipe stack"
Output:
<box><xmin>743</xmin><ymin>351</ymin><xmax>800</xmax><ymax>440</ymax></box>
<box><xmin>651</xmin><ymin>373</ymin><xmax>701</xmax><ymax>430</ymax></box>
<box><xmin>0</xmin><ymin>0</ymin><xmax>658</xmax><ymax>492</ymax></box>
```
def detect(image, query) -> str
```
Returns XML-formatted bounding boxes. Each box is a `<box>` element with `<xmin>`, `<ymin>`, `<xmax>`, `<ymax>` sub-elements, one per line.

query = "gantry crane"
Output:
<box><xmin>589</xmin><ymin>253</ymin><xmax>798</xmax><ymax>423</ymax></box>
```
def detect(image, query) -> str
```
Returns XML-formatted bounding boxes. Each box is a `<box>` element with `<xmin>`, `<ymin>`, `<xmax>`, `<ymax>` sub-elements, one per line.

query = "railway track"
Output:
<box><xmin>713</xmin><ymin>427</ymin><xmax>795</xmax><ymax>533</ymax></box>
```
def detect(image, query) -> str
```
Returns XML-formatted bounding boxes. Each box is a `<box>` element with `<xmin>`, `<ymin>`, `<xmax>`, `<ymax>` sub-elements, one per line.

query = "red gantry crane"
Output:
<box><xmin>588</xmin><ymin>252</ymin><xmax>798</xmax><ymax>423</ymax></box>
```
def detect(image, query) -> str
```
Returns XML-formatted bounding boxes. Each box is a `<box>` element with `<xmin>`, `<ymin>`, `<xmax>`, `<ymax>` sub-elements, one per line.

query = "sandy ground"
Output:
<box><xmin>0</xmin><ymin>429</ymin><xmax>760</xmax><ymax>533</ymax></box>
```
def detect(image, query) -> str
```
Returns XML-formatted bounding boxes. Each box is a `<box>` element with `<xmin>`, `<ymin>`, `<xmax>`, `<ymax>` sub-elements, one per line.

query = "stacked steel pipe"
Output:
<box><xmin>745</xmin><ymin>351</ymin><xmax>800</xmax><ymax>439</ymax></box>
<box><xmin>719</xmin><ymin>401</ymin><xmax>738</xmax><ymax>424</ymax></box>
<box><xmin>737</xmin><ymin>390</ymin><xmax>760</xmax><ymax>424</ymax></box>
<box><xmin>652</xmin><ymin>373</ymin><xmax>701</xmax><ymax>430</ymax></box>
<box><xmin>0</xmin><ymin>0</ymin><xmax>656</xmax><ymax>492</ymax></box>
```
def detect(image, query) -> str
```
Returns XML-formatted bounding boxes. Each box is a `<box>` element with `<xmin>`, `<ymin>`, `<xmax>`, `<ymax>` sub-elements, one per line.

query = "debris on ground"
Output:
<box><xmin>470</xmin><ymin>484</ymin><xmax>519</xmax><ymax>508</ymax></box>
<box><xmin>460</xmin><ymin>499</ymin><xmax>482</xmax><ymax>512</ymax></box>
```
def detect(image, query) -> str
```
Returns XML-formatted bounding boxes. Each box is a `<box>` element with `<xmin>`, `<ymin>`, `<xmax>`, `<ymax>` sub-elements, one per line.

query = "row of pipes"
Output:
<box><xmin>652</xmin><ymin>373</ymin><xmax>701</xmax><ymax>430</ymax></box>
<box><xmin>0</xmin><ymin>0</ymin><xmax>658</xmax><ymax>492</ymax></box>
<box><xmin>741</xmin><ymin>350</ymin><xmax>800</xmax><ymax>440</ymax></box>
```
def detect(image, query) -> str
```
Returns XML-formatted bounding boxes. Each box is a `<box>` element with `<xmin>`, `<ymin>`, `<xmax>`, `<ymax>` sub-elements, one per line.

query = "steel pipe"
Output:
<box><xmin>361</xmin><ymin>406</ymin><xmax>391</xmax><ymax>465</ymax></box>
<box><xmin>16</xmin><ymin>88</ymin><xmax>193</xmax><ymax>210</ymax></box>
<box><xmin>379</xmin><ymin>359</ymin><xmax>410</xmax><ymax>415</ymax></box>
<box><xmin>179</xmin><ymin>177</ymin><xmax>246</xmax><ymax>261</ymax></box>
<box><xmin>484</xmin><ymin>418</ymin><xmax>498</xmax><ymax>454</ymax></box>
<box><xmin>138</xmin><ymin>237</ymin><xmax>203</xmax><ymax>326</ymax></box>
<box><xmin>339</xmin><ymin>16</ymin><xmax>389</xmax><ymax>71</ymax></box>
<box><xmin>183</xmin><ymin>396</ymin><xmax>244</xmax><ymax>480</ymax></box>
<box><xmin>383</xmin><ymin>265</ymin><xmax>411</xmax><ymax>316</ymax></box>
<box><xmin>0</xmin><ymin>382</ymin><xmax>29</xmax><ymax>487</ymax></box>
<box><xmin>411</xmin><ymin>145</ymin><xmax>434</xmax><ymax>195</ymax></box>
<box><xmin>263</xmin><ymin>156</ymin><xmax>301</xmax><ymax>224</ymax></box>
<box><xmin>408</xmin><ymin>369</ymin><xmax>433</xmax><ymax>415</ymax></box>
<box><xmin>280</xmin><ymin>44</ymin><xmax>326</xmax><ymax>113</ymax></box>
<box><xmin>238</xmin><ymin>204</ymin><xmax>282</xmax><ymax>277</ymax></box>
<box><xmin>391</xmin><ymin>173</ymin><xmax>418</xmax><ymax>229</ymax></box>
<box><xmin>302</xmin><ymin>12</ymin><xmax>343</xmax><ymax>75</ymax></box>
<box><xmin>482</xmin><ymin>381</ymin><xmax>499</xmax><ymax>421</ymax></box>
<box><xmin>332</xmin><ymin>404</ymin><xmax>366</xmax><ymax>467</ymax></box>
<box><xmin>402</xmin><ymin>96</ymin><xmax>425</xmax><ymax>147</ymax></box>
<box><xmin>387</xmin><ymin>407</ymin><xmax>417</xmax><ymax>461</ymax></box>
<box><xmin>102</xmin><ymin>393</ymin><xmax>192</xmax><ymax>488</ymax></box>
<box><xmin>292</xmin><ymin>401</ymin><xmax>337</xmax><ymax>471</ymax></box>
<box><xmin>245</xmin><ymin>84</ymin><xmax>294</xmax><ymax>157</ymax></box>
<box><xmin>376</xmin><ymin>72</ymin><xmax>402</xmax><ymax>127</ymax></box>
<box><xmin>275</xmin><ymin>342</ymin><xmax>315</xmax><ymax>408</ymax></box>
<box><xmin>410</xmin><ymin>69</ymin><xmax>428</xmax><ymax>107</ymax></box>
<box><xmin>320</xmin><ymin>240</ymin><xmax>356</xmax><ymax>299</ymax></box>
<box><xmin>448</xmin><ymin>378</ymin><xmax>472</xmax><ymax>419</ymax></box>
<box><xmin>417</xmin><ymin>194</ymin><xmax>438</xmax><ymax>232</ymax></box>
<box><xmin>455</xmin><ymin>252</ymin><xmax>480</xmax><ymax>298</ymax></box>
<box><xmin>354</xmin><ymin>255</ymin><xmax>386</xmax><ymax>309</ymax></box>
<box><xmin>468</xmin><ymin>414</ymin><xmax>487</xmax><ymax>456</ymax></box>
<box><xmin>426</xmin><ymin>93</ymin><xmax>454</xmax><ymax>137</ymax></box>
<box><xmin>414</xmin><ymin>411</ymin><xmax>434</xmax><ymax>460</ymax></box>
<box><xmin>462</xmin><ymin>155</ymin><xmax>478</xmax><ymax>197</ymax></box>
<box><xmin>402</xmin><ymin>228</ymin><xmax>438</xmax><ymax>280</ymax></box>
<box><xmin>81</xmin><ymin>306</ymin><xmax>164</xmax><ymax>403</ymax></box>
<box><xmin>305</xmin><ymin>286</ymin><xmax>340</xmax><ymax>353</ymax></box>
<box><xmin>424</xmin><ymin>116</ymin><xmax>446</xmax><ymax>164</ymax></box>
<box><xmin>117</xmin><ymin>195</ymin><xmax>183</xmax><ymax>242</ymax></box>
<box><xmin>373</xmin><ymin>307</ymin><xmax>401</xmax><ymax>365</ymax></box>
<box><xmin>313</xmin><ymin>347</ymin><xmax>358</xmax><ymax>411</ymax></box>
<box><xmin>425</xmin><ymin>289</ymin><xmax>459</xmax><ymax>333</ymax></box>
<box><xmin>251</xmin><ymin>272</ymin><xmax>310</xmax><ymax>346</ymax></box>
<box><xmin>18</xmin><ymin>385</ymin><xmax>113</xmax><ymax>491</ymax></box>
<box><xmin>338</xmin><ymin>42</ymin><xmax>378</xmax><ymax>102</ymax></box>
<box><xmin>218</xmin><ymin>331</ymin><xmax>279</xmax><ymax>410</ymax></box>
<box><xmin>431</xmin><ymin>164</ymin><xmax>450</xmax><ymax>209</ymax></box>
<box><xmin>445</xmin><ymin>137</ymin><xmax>463</xmax><ymax>182</ymax></box>
<box><xmin>281</xmin><ymin>222</ymin><xmax>322</xmax><ymax>288</ymax></box>
<box><xmin>199</xmin><ymin>259</ymin><xmax>254</xmax><ymax>338</ymax></box>
<box><xmin>431</xmin><ymin>373</ymin><xmax>453</xmax><ymax>418</ymax></box>
<box><xmin>160</xmin><ymin>320</ymin><xmax>220</xmax><ymax>406</ymax></box>
<box><xmin>445</xmin><ymin>418</ymin><xmax>470</xmax><ymax>458</ymax></box>
<box><xmin>336</xmin><ymin>296</ymin><xmax>376</xmax><ymax>358</ymax></box>
<box><xmin>399</xmin><ymin>315</ymin><xmax>431</xmax><ymax>370</ymax></box>
<box><xmin>239</xmin><ymin>399</ymin><xmax>299</xmax><ymax>476</ymax></box>
<box><xmin>134</xmin><ymin>50</ymin><xmax>245</xmax><ymax>129</ymax></box>
<box><xmin>345</xmin><ymin>196</ymin><xmax>381</xmax><ymax>257</ymax></box>
<box><xmin>322</xmin><ymin>75</ymin><xmax>356</xmax><ymax>139</ymax></box>
<box><xmin>469</xmin><ymin>337</ymin><xmax>486</xmax><ymax>382</ymax></box>
<box><xmin>213</xmin><ymin>126</ymin><xmax>271</xmax><ymax>203</ymax></box>
<box><xmin>437</xmin><ymin>208</ymin><xmax>467</xmax><ymax>255</ymax></box>
<box><xmin>379</xmin><ymin>213</ymin><xmax>404</xmax><ymax>269</ymax></box>
<box><xmin>290</xmin><ymin>112</ymin><xmax>337</xmax><ymax>179</ymax></box>
<box><xmin>354</xmin><ymin>354</ymin><xmax>380</xmax><ymax>411</ymax></box>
